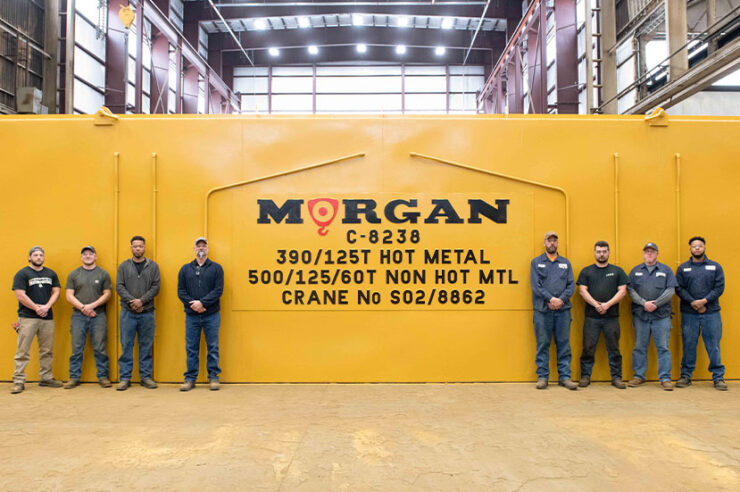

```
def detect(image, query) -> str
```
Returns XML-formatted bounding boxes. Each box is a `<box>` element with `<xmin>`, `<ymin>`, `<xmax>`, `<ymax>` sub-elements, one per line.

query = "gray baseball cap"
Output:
<box><xmin>643</xmin><ymin>242</ymin><xmax>659</xmax><ymax>251</ymax></box>
<box><xmin>194</xmin><ymin>237</ymin><xmax>208</xmax><ymax>246</ymax></box>
<box><xmin>81</xmin><ymin>245</ymin><xmax>96</xmax><ymax>254</ymax></box>
<box><xmin>28</xmin><ymin>246</ymin><xmax>44</xmax><ymax>255</ymax></box>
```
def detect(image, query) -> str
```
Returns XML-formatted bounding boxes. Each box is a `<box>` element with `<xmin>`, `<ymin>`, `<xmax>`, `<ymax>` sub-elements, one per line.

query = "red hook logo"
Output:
<box><xmin>307</xmin><ymin>198</ymin><xmax>339</xmax><ymax>236</ymax></box>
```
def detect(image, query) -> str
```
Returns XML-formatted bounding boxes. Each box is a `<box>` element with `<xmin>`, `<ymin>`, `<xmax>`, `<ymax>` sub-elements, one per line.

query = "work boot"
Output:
<box><xmin>578</xmin><ymin>376</ymin><xmax>590</xmax><ymax>388</ymax></box>
<box><xmin>98</xmin><ymin>378</ymin><xmax>112</xmax><ymax>388</ymax></box>
<box><xmin>209</xmin><ymin>380</ymin><xmax>220</xmax><ymax>391</ymax></box>
<box><xmin>660</xmin><ymin>380</ymin><xmax>674</xmax><ymax>391</ymax></box>
<box><xmin>64</xmin><ymin>379</ymin><xmax>80</xmax><ymax>389</ymax></box>
<box><xmin>559</xmin><ymin>379</ymin><xmax>578</xmax><ymax>390</ymax></box>
<box><xmin>180</xmin><ymin>381</ymin><xmax>195</xmax><ymax>392</ymax></box>
<box><xmin>675</xmin><ymin>377</ymin><xmax>692</xmax><ymax>388</ymax></box>
<box><xmin>39</xmin><ymin>378</ymin><xmax>63</xmax><ymax>388</ymax></box>
<box><xmin>10</xmin><ymin>383</ymin><xmax>24</xmax><ymax>394</ymax></box>
<box><xmin>116</xmin><ymin>379</ymin><xmax>131</xmax><ymax>391</ymax></box>
<box><xmin>628</xmin><ymin>377</ymin><xmax>646</xmax><ymax>387</ymax></box>
<box><xmin>536</xmin><ymin>378</ymin><xmax>548</xmax><ymax>390</ymax></box>
<box><xmin>611</xmin><ymin>378</ymin><xmax>627</xmax><ymax>389</ymax></box>
<box><xmin>714</xmin><ymin>380</ymin><xmax>728</xmax><ymax>391</ymax></box>
<box><xmin>140</xmin><ymin>378</ymin><xmax>158</xmax><ymax>389</ymax></box>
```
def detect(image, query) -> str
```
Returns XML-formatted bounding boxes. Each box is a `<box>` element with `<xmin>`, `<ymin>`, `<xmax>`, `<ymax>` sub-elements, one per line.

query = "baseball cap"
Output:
<box><xmin>544</xmin><ymin>231</ymin><xmax>558</xmax><ymax>240</ymax></box>
<box><xmin>194</xmin><ymin>237</ymin><xmax>208</xmax><ymax>246</ymax></box>
<box><xmin>28</xmin><ymin>246</ymin><xmax>44</xmax><ymax>255</ymax></box>
<box><xmin>643</xmin><ymin>242</ymin><xmax>659</xmax><ymax>251</ymax></box>
<box><xmin>81</xmin><ymin>245</ymin><xmax>96</xmax><ymax>254</ymax></box>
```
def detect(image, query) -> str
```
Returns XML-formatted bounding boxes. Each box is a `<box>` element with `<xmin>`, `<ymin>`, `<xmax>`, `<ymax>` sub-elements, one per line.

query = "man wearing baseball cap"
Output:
<box><xmin>64</xmin><ymin>246</ymin><xmax>113</xmax><ymax>389</ymax></box>
<box><xmin>10</xmin><ymin>246</ymin><xmax>63</xmax><ymax>393</ymax></box>
<box><xmin>177</xmin><ymin>237</ymin><xmax>224</xmax><ymax>391</ymax></box>
<box><xmin>627</xmin><ymin>242</ymin><xmax>677</xmax><ymax>390</ymax></box>
<box><xmin>529</xmin><ymin>231</ymin><xmax>578</xmax><ymax>390</ymax></box>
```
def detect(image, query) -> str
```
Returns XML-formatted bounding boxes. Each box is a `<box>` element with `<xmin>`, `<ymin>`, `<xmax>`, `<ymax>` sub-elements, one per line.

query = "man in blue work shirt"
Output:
<box><xmin>627</xmin><ymin>242</ymin><xmax>677</xmax><ymax>391</ymax></box>
<box><xmin>675</xmin><ymin>236</ymin><xmax>727</xmax><ymax>391</ymax></box>
<box><xmin>177</xmin><ymin>237</ymin><xmax>224</xmax><ymax>392</ymax></box>
<box><xmin>529</xmin><ymin>231</ymin><xmax>577</xmax><ymax>390</ymax></box>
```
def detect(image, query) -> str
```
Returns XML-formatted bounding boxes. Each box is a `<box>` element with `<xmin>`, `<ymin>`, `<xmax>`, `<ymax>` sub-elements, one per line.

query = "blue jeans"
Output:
<box><xmin>119</xmin><ymin>310</ymin><xmax>155</xmax><ymax>380</ymax></box>
<box><xmin>533</xmin><ymin>309</ymin><xmax>572</xmax><ymax>379</ymax></box>
<box><xmin>632</xmin><ymin>316</ymin><xmax>672</xmax><ymax>381</ymax></box>
<box><xmin>580</xmin><ymin>316</ymin><xmax>622</xmax><ymax>379</ymax></box>
<box><xmin>184</xmin><ymin>312</ymin><xmax>221</xmax><ymax>382</ymax></box>
<box><xmin>680</xmin><ymin>311</ymin><xmax>724</xmax><ymax>381</ymax></box>
<box><xmin>69</xmin><ymin>311</ymin><xmax>109</xmax><ymax>380</ymax></box>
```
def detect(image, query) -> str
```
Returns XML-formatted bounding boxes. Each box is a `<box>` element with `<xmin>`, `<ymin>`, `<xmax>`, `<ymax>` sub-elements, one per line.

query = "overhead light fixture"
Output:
<box><xmin>397</xmin><ymin>16</ymin><xmax>409</xmax><ymax>28</ymax></box>
<box><xmin>395</xmin><ymin>45</ymin><xmax>406</xmax><ymax>55</ymax></box>
<box><xmin>254</xmin><ymin>18</ymin><xmax>267</xmax><ymax>30</ymax></box>
<box><xmin>441</xmin><ymin>17</ymin><xmax>454</xmax><ymax>29</ymax></box>
<box><xmin>268</xmin><ymin>47</ymin><xmax>279</xmax><ymax>57</ymax></box>
<box><xmin>308</xmin><ymin>45</ymin><xmax>319</xmax><ymax>55</ymax></box>
<box><xmin>435</xmin><ymin>46</ymin><xmax>446</xmax><ymax>56</ymax></box>
<box><xmin>356</xmin><ymin>44</ymin><xmax>367</xmax><ymax>53</ymax></box>
<box><xmin>297</xmin><ymin>17</ymin><xmax>311</xmax><ymax>29</ymax></box>
<box><xmin>352</xmin><ymin>14</ymin><xmax>365</xmax><ymax>26</ymax></box>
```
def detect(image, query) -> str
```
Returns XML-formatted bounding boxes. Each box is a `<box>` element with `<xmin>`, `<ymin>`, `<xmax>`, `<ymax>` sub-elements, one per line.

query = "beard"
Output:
<box><xmin>692</xmin><ymin>252</ymin><xmax>704</xmax><ymax>259</ymax></box>
<box><xmin>196</xmin><ymin>251</ymin><xmax>207</xmax><ymax>259</ymax></box>
<box><xmin>30</xmin><ymin>259</ymin><xmax>44</xmax><ymax>267</ymax></box>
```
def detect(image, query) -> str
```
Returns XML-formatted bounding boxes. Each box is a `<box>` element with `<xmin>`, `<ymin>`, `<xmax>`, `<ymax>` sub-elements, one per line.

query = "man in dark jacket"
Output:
<box><xmin>177</xmin><ymin>237</ymin><xmax>224</xmax><ymax>391</ymax></box>
<box><xmin>115</xmin><ymin>235</ymin><xmax>161</xmax><ymax>391</ymax></box>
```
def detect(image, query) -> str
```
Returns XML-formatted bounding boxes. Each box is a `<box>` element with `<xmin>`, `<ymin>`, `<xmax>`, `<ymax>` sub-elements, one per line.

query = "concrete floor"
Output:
<box><xmin>1</xmin><ymin>381</ymin><xmax>738</xmax><ymax>491</ymax></box>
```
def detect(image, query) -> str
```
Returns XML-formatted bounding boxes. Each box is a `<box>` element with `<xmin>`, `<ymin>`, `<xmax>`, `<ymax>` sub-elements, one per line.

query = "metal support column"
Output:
<box><xmin>666</xmin><ymin>0</ymin><xmax>689</xmax><ymax>81</ymax></box>
<box><xmin>601</xmin><ymin>0</ymin><xmax>618</xmax><ymax>113</ymax></box>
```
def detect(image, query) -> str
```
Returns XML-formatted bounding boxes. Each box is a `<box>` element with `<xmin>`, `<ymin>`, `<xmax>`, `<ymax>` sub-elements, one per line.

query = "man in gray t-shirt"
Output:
<box><xmin>64</xmin><ymin>246</ymin><xmax>112</xmax><ymax>388</ymax></box>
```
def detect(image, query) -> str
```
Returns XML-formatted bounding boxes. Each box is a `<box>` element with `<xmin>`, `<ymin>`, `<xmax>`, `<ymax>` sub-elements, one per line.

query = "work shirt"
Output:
<box><xmin>675</xmin><ymin>256</ymin><xmax>724</xmax><ymax>314</ymax></box>
<box><xmin>628</xmin><ymin>262</ymin><xmax>677</xmax><ymax>320</ymax></box>
<box><xmin>177</xmin><ymin>258</ymin><xmax>224</xmax><ymax>316</ymax></box>
<box><xmin>66</xmin><ymin>266</ymin><xmax>112</xmax><ymax>314</ymax></box>
<box><xmin>530</xmin><ymin>253</ymin><xmax>575</xmax><ymax>312</ymax></box>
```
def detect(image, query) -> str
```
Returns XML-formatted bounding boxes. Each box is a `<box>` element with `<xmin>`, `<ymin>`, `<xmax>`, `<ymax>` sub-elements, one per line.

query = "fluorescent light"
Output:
<box><xmin>268</xmin><ymin>47</ymin><xmax>279</xmax><ymax>57</ymax></box>
<box><xmin>397</xmin><ymin>16</ymin><xmax>409</xmax><ymax>28</ymax></box>
<box><xmin>356</xmin><ymin>44</ymin><xmax>367</xmax><ymax>53</ymax></box>
<box><xmin>308</xmin><ymin>45</ymin><xmax>319</xmax><ymax>55</ymax></box>
<box><xmin>441</xmin><ymin>17</ymin><xmax>454</xmax><ymax>29</ymax></box>
<box><xmin>395</xmin><ymin>45</ymin><xmax>406</xmax><ymax>55</ymax></box>
<box><xmin>435</xmin><ymin>46</ymin><xmax>446</xmax><ymax>56</ymax></box>
<box><xmin>352</xmin><ymin>14</ymin><xmax>365</xmax><ymax>26</ymax></box>
<box><xmin>297</xmin><ymin>17</ymin><xmax>311</xmax><ymax>28</ymax></box>
<box><xmin>254</xmin><ymin>19</ymin><xmax>267</xmax><ymax>30</ymax></box>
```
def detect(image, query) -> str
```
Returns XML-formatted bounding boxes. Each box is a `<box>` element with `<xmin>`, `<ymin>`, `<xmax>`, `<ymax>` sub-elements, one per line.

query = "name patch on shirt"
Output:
<box><xmin>537</xmin><ymin>264</ymin><xmax>546</xmax><ymax>268</ymax></box>
<box><xmin>656</xmin><ymin>272</ymin><xmax>666</xmax><ymax>277</ymax></box>
<box><xmin>635</xmin><ymin>272</ymin><xmax>643</xmax><ymax>276</ymax></box>
<box><xmin>558</xmin><ymin>264</ymin><xmax>568</xmax><ymax>269</ymax></box>
<box><xmin>706</xmin><ymin>265</ymin><xmax>716</xmax><ymax>271</ymax></box>
<box><xmin>683</xmin><ymin>268</ymin><xmax>692</xmax><ymax>272</ymax></box>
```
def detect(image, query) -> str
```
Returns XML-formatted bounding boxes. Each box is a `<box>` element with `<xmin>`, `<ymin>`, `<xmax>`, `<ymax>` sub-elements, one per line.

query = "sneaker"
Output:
<box><xmin>116</xmin><ymin>379</ymin><xmax>131</xmax><ymax>391</ymax></box>
<box><xmin>628</xmin><ymin>377</ymin><xmax>646</xmax><ymax>387</ymax></box>
<box><xmin>660</xmin><ymin>380</ymin><xmax>674</xmax><ymax>391</ymax></box>
<box><xmin>559</xmin><ymin>379</ymin><xmax>578</xmax><ymax>390</ymax></box>
<box><xmin>39</xmin><ymin>379</ymin><xmax>63</xmax><ymax>388</ymax></box>
<box><xmin>140</xmin><ymin>378</ymin><xmax>158</xmax><ymax>389</ymax></box>
<box><xmin>675</xmin><ymin>377</ymin><xmax>692</xmax><ymax>388</ymax></box>
<box><xmin>611</xmin><ymin>378</ymin><xmax>627</xmax><ymax>389</ymax></box>
<box><xmin>64</xmin><ymin>379</ymin><xmax>80</xmax><ymax>389</ymax></box>
<box><xmin>10</xmin><ymin>383</ymin><xmax>24</xmax><ymax>394</ymax></box>
<box><xmin>578</xmin><ymin>376</ymin><xmax>590</xmax><ymax>388</ymax></box>
<box><xmin>180</xmin><ymin>381</ymin><xmax>195</xmax><ymax>392</ymax></box>
<box><xmin>714</xmin><ymin>380</ymin><xmax>728</xmax><ymax>391</ymax></box>
<box><xmin>98</xmin><ymin>378</ymin><xmax>112</xmax><ymax>388</ymax></box>
<box><xmin>209</xmin><ymin>380</ymin><xmax>220</xmax><ymax>391</ymax></box>
<box><xmin>536</xmin><ymin>378</ymin><xmax>548</xmax><ymax>390</ymax></box>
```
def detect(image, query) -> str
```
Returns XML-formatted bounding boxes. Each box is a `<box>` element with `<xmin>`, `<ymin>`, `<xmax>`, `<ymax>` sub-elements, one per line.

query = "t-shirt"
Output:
<box><xmin>134</xmin><ymin>260</ymin><xmax>146</xmax><ymax>275</ymax></box>
<box><xmin>576</xmin><ymin>264</ymin><xmax>629</xmax><ymax>318</ymax></box>
<box><xmin>66</xmin><ymin>266</ymin><xmax>112</xmax><ymax>314</ymax></box>
<box><xmin>12</xmin><ymin>266</ymin><xmax>61</xmax><ymax>319</ymax></box>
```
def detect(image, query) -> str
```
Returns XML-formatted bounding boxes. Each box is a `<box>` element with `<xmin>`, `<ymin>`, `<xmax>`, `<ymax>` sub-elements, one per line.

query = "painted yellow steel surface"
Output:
<box><xmin>1</xmin><ymin>113</ymin><xmax>738</xmax><ymax>383</ymax></box>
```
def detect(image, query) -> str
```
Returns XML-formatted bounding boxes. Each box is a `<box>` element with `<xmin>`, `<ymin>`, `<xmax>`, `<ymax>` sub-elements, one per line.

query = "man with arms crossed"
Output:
<box><xmin>675</xmin><ymin>236</ymin><xmax>727</xmax><ymax>390</ymax></box>
<box><xmin>116</xmin><ymin>236</ymin><xmax>161</xmax><ymax>391</ymax></box>
<box><xmin>178</xmin><ymin>237</ymin><xmax>224</xmax><ymax>391</ymax></box>
<box><xmin>577</xmin><ymin>241</ymin><xmax>629</xmax><ymax>389</ymax></box>
<box><xmin>529</xmin><ymin>231</ymin><xmax>578</xmax><ymax>390</ymax></box>
<box><xmin>11</xmin><ymin>246</ymin><xmax>63</xmax><ymax>394</ymax></box>
<box><xmin>627</xmin><ymin>242</ymin><xmax>677</xmax><ymax>391</ymax></box>
<box><xmin>64</xmin><ymin>246</ymin><xmax>113</xmax><ymax>389</ymax></box>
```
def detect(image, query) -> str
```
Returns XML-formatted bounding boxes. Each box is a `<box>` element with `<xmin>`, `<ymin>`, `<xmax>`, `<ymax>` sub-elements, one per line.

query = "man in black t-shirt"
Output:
<box><xmin>576</xmin><ymin>241</ymin><xmax>629</xmax><ymax>389</ymax></box>
<box><xmin>10</xmin><ymin>246</ymin><xmax>63</xmax><ymax>394</ymax></box>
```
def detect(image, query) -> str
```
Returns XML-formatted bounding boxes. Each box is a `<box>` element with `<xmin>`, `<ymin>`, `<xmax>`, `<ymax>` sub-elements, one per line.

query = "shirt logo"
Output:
<box><xmin>706</xmin><ymin>265</ymin><xmax>716</xmax><ymax>271</ymax></box>
<box><xmin>606</xmin><ymin>272</ymin><xmax>615</xmax><ymax>277</ymax></box>
<box><xmin>537</xmin><ymin>264</ymin><xmax>546</xmax><ymax>268</ymax></box>
<box><xmin>94</xmin><ymin>280</ymin><xmax>99</xmax><ymax>284</ymax></box>
<box><xmin>656</xmin><ymin>272</ymin><xmax>666</xmax><ymax>277</ymax></box>
<box><xmin>28</xmin><ymin>277</ymin><xmax>52</xmax><ymax>287</ymax></box>
<box><xmin>683</xmin><ymin>268</ymin><xmax>692</xmax><ymax>272</ymax></box>
<box><xmin>635</xmin><ymin>272</ymin><xmax>643</xmax><ymax>276</ymax></box>
<box><xmin>558</xmin><ymin>264</ymin><xmax>568</xmax><ymax>269</ymax></box>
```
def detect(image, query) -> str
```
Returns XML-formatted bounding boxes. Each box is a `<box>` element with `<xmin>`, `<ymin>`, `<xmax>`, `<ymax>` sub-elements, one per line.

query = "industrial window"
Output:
<box><xmin>168</xmin><ymin>45</ymin><xmax>177</xmax><ymax>113</ymax></box>
<box><xmin>169</xmin><ymin>0</ymin><xmax>184</xmax><ymax>33</ymax></box>
<box><xmin>73</xmin><ymin>1</ymin><xmax>107</xmax><ymax>114</ymax></box>
<box><xmin>198</xmin><ymin>25</ymin><xmax>208</xmax><ymax>59</ymax></box>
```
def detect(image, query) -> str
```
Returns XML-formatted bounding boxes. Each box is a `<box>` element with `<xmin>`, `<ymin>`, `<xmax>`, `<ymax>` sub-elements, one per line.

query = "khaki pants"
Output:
<box><xmin>13</xmin><ymin>317</ymin><xmax>54</xmax><ymax>383</ymax></box>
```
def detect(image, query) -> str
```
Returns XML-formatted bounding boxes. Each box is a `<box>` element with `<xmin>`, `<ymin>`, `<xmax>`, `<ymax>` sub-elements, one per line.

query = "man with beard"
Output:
<box><xmin>115</xmin><ymin>236</ymin><xmax>161</xmax><ymax>390</ymax></box>
<box><xmin>627</xmin><ymin>242</ymin><xmax>677</xmax><ymax>390</ymax></box>
<box><xmin>675</xmin><ymin>236</ymin><xmax>727</xmax><ymax>390</ymax></box>
<box><xmin>64</xmin><ymin>246</ymin><xmax>112</xmax><ymax>389</ymax></box>
<box><xmin>529</xmin><ymin>231</ymin><xmax>577</xmax><ymax>390</ymax></box>
<box><xmin>177</xmin><ymin>237</ymin><xmax>224</xmax><ymax>392</ymax></box>
<box><xmin>11</xmin><ymin>246</ymin><xmax>63</xmax><ymax>394</ymax></box>
<box><xmin>576</xmin><ymin>241</ymin><xmax>629</xmax><ymax>389</ymax></box>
